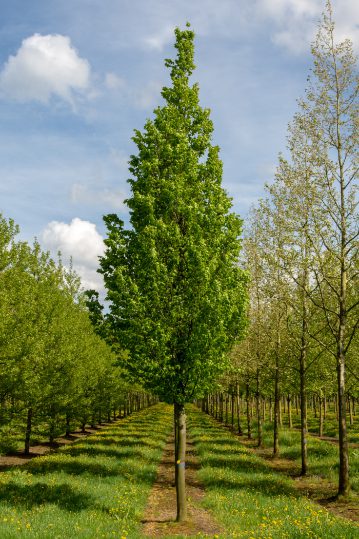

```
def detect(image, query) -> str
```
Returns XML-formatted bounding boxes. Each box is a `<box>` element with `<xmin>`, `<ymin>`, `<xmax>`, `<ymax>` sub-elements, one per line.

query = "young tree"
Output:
<box><xmin>100</xmin><ymin>25</ymin><xmax>247</xmax><ymax>521</ymax></box>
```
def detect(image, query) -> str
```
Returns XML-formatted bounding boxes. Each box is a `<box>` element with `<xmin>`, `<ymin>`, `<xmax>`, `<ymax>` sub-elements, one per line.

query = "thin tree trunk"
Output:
<box><xmin>324</xmin><ymin>394</ymin><xmax>327</xmax><ymax>419</ymax></box>
<box><xmin>337</xmin><ymin>350</ymin><xmax>349</xmax><ymax>497</ymax></box>
<box><xmin>231</xmin><ymin>393</ymin><xmax>235</xmax><ymax>430</ymax></box>
<box><xmin>287</xmin><ymin>395</ymin><xmax>292</xmax><ymax>428</ymax></box>
<box><xmin>65</xmin><ymin>413</ymin><xmax>71</xmax><ymax>437</ymax></box>
<box><xmin>236</xmin><ymin>383</ymin><xmax>243</xmax><ymax>435</ymax></box>
<box><xmin>319</xmin><ymin>397</ymin><xmax>324</xmax><ymax>437</ymax></box>
<box><xmin>246</xmin><ymin>381</ymin><xmax>252</xmax><ymax>439</ymax></box>
<box><xmin>256</xmin><ymin>369</ymin><xmax>262</xmax><ymax>448</ymax></box>
<box><xmin>174</xmin><ymin>403</ymin><xmax>187</xmax><ymax>522</ymax></box>
<box><xmin>24</xmin><ymin>407</ymin><xmax>33</xmax><ymax>456</ymax></box>
<box><xmin>300</xmin><ymin>357</ymin><xmax>308</xmax><ymax>476</ymax></box>
<box><xmin>273</xmin><ymin>359</ymin><xmax>280</xmax><ymax>456</ymax></box>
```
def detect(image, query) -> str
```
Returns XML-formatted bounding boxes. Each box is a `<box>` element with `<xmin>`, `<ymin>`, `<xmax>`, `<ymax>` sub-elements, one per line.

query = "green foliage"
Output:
<box><xmin>100</xmin><ymin>26</ymin><xmax>248</xmax><ymax>404</ymax></box>
<box><xmin>0</xmin><ymin>212</ymin><xmax>134</xmax><ymax>452</ymax></box>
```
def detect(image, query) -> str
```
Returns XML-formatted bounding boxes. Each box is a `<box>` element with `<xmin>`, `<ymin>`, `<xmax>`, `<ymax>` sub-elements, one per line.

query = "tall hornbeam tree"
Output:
<box><xmin>100</xmin><ymin>25</ymin><xmax>247</xmax><ymax>521</ymax></box>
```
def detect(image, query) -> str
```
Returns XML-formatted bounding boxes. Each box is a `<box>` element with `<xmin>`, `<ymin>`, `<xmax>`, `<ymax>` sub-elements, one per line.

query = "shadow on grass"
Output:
<box><xmin>61</xmin><ymin>445</ymin><xmax>160</xmax><ymax>462</ymax></box>
<box><xmin>0</xmin><ymin>481</ymin><xmax>92</xmax><ymax>511</ymax></box>
<box><xmin>28</xmin><ymin>459</ymin><xmax>120</xmax><ymax>477</ymax></box>
<box><xmin>202</xmin><ymin>454</ymin><xmax>269</xmax><ymax>474</ymax></box>
<box><xmin>203</xmin><ymin>474</ymin><xmax>298</xmax><ymax>497</ymax></box>
<box><xmin>77</xmin><ymin>436</ymin><xmax>160</xmax><ymax>448</ymax></box>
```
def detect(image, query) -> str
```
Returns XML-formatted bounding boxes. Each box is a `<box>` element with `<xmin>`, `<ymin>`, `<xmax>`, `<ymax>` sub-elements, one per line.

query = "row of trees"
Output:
<box><xmin>221</xmin><ymin>3</ymin><xmax>358</xmax><ymax>499</ymax></box>
<box><xmin>200</xmin><ymin>390</ymin><xmax>357</xmax><ymax>437</ymax></box>
<box><xmin>0</xmin><ymin>214</ymin><xmax>145</xmax><ymax>455</ymax></box>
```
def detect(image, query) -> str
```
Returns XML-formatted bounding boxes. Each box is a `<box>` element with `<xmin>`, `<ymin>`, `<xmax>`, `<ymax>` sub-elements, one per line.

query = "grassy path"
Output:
<box><xmin>0</xmin><ymin>404</ymin><xmax>173</xmax><ymax>539</ymax></box>
<box><xmin>188</xmin><ymin>405</ymin><xmax>359</xmax><ymax>539</ymax></box>
<box><xmin>142</xmin><ymin>434</ymin><xmax>221</xmax><ymax>538</ymax></box>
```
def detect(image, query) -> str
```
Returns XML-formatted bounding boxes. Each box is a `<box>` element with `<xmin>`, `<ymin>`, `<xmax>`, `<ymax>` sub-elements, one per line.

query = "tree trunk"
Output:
<box><xmin>236</xmin><ymin>383</ymin><xmax>243</xmax><ymax>435</ymax></box>
<box><xmin>24</xmin><ymin>407</ymin><xmax>33</xmax><ymax>456</ymax></box>
<box><xmin>246</xmin><ymin>381</ymin><xmax>252</xmax><ymax>439</ymax></box>
<box><xmin>65</xmin><ymin>413</ymin><xmax>71</xmax><ymax>437</ymax></box>
<box><xmin>287</xmin><ymin>394</ymin><xmax>292</xmax><ymax>428</ymax></box>
<box><xmin>256</xmin><ymin>369</ymin><xmax>262</xmax><ymax>448</ymax></box>
<box><xmin>231</xmin><ymin>393</ymin><xmax>235</xmax><ymax>430</ymax></box>
<box><xmin>319</xmin><ymin>397</ymin><xmax>323</xmax><ymax>437</ymax></box>
<box><xmin>273</xmin><ymin>361</ymin><xmax>280</xmax><ymax>456</ymax></box>
<box><xmin>337</xmin><ymin>351</ymin><xmax>349</xmax><ymax>497</ymax></box>
<box><xmin>174</xmin><ymin>403</ymin><xmax>187</xmax><ymax>522</ymax></box>
<box><xmin>49</xmin><ymin>423</ymin><xmax>55</xmax><ymax>445</ymax></box>
<box><xmin>324</xmin><ymin>395</ymin><xmax>327</xmax><ymax>419</ymax></box>
<box><xmin>300</xmin><ymin>359</ymin><xmax>308</xmax><ymax>476</ymax></box>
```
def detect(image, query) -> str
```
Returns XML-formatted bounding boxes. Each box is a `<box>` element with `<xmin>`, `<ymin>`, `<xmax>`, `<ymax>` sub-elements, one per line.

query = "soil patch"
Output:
<box><xmin>142</xmin><ymin>435</ymin><xmax>221</xmax><ymax>538</ymax></box>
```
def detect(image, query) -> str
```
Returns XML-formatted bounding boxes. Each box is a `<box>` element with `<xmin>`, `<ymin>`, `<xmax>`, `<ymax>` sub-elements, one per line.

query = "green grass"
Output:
<box><xmin>188</xmin><ymin>406</ymin><xmax>359</xmax><ymax>538</ymax></box>
<box><xmin>238</xmin><ymin>416</ymin><xmax>359</xmax><ymax>494</ymax></box>
<box><xmin>0</xmin><ymin>403</ymin><xmax>173</xmax><ymax>539</ymax></box>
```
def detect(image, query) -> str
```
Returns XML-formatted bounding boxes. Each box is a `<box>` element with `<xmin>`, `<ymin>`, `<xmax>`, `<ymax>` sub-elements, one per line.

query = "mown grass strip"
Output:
<box><xmin>188</xmin><ymin>406</ymin><xmax>359</xmax><ymax>539</ymax></box>
<box><xmin>0</xmin><ymin>403</ymin><xmax>173</xmax><ymax>539</ymax></box>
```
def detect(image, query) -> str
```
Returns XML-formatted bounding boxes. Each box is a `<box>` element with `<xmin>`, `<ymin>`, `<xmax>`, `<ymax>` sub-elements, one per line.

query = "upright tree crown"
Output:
<box><xmin>100</xmin><ymin>26</ymin><xmax>247</xmax><ymax>404</ymax></box>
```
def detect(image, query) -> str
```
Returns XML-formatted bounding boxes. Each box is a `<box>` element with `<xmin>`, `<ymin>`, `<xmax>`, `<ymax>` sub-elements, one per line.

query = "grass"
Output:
<box><xmin>188</xmin><ymin>405</ymin><xmax>359</xmax><ymax>538</ymax></box>
<box><xmin>235</xmin><ymin>414</ymin><xmax>359</xmax><ymax>495</ymax></box>
<box><xmin>290</xmin><ymin>410</ymin><xmax>359</xmax><ymax>444</ymax></box>
<box><xmin>0</xmin><ymin>403</ymin><xmax>173</xmax><ymax>539</ymax></box>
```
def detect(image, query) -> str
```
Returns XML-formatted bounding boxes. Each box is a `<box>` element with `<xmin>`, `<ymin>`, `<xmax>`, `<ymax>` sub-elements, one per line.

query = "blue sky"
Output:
<box><xmin>0</xmin><ymin>0</ymin><xmax>358</xmax><ymax>290</ymax></box>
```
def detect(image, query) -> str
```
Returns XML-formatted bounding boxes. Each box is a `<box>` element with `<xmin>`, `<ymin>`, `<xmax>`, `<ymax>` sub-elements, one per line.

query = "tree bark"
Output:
<box><xmin>256</xmin><ymin>369</ymin><xmax>262</xmax><ymax>448</ymax></box>
<box><xmin>65</xmin><ymin>413</ymin><xmax>71</xmax><ymax>437</ymax></box>
<box><xmin>236</xmin><ymin>383</ymin><xmax>243</xmax><ymax>435</ymax></box>
<box><xmin>231</xmin><ymin>392</ymin><xmax>235</xmax><ymax>430</ymax></box>
<box><xmin>174</xmin><ymin>403</ymin><xmax>187</xmax><ymax>522</ymax></box>
<box><xmin>273</xmin><ymin>360</ymin><xmax>280</xmax><ymax>456</ymax></box>
<box><xmin>300</xmin><ymin>358</ymin><xmax>308</xmax><ymax>476</ymax></box>
<box><xmin>319</xmin><ymin>397</ymin><xmax>323</xmax><ymax>437</ymax></box>
<box><xmin>337</xmin><ymin>350</ymin><xmax>349</xmax><ymax>497</ymax></box>
<box><xmin>24</xmin><ymin>407</ymin><xmax>33</xmax><ymax>456</ymax></box>
<box><xmin>246</xmin><ymin>381</ymin><xmax>252</xmax><ymax>439</ymax></box>
<box><xmin>287</xmin><ymin>395</ymin><xmax>292</xmax><ymax>428</ymax></box>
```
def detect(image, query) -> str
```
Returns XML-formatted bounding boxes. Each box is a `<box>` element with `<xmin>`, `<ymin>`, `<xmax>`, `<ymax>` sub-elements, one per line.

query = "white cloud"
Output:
<box><xmin>256</xmin><ymin>0</ymin><xmax>359</xmax><ymax>54</ymax></box>
<box><xmin>70</xmin><ymin>183</ymin><xmax>126</xmax><ymax>211</ymax></box>
<box><xmin>144</xmin><ymin>25</ymin><xmax>175</xmax><ymax>51</ymax></box>
<box><xmin>134</xmin><ymin>80</ymin><xmax>163</xmax><ymax>109</ymax></box>
<box><xmin>0</xmin><ymin>34</ymin><xmax>91</xmax><ymax>104</ymax></box>
<box><xmin>105</xmin><ymin>72</ymin><xmax>126</xmax><ymax>91</ymax></box>
<box><xmin>41</xmin><ymin>218</ymin><xmax>104</xmax><ymax>291</ymax></box>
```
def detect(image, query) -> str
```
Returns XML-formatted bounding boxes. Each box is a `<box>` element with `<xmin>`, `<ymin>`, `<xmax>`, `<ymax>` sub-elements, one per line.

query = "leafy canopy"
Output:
<box><xmin>100</xmin><ymin>26</ymin><xmax>248</xmax><ymax>404</ymax></box>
